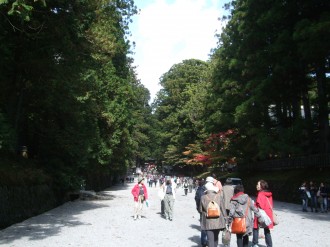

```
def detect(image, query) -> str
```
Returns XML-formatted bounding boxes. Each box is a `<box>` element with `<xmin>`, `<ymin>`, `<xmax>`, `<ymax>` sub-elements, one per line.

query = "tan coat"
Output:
<box><xmin>199</xmin><ymin>190</ymin><xmax>227</xmax><ymax>230</ymax></box>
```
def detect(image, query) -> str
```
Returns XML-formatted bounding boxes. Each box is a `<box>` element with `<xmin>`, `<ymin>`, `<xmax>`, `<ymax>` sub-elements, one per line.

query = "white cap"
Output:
<box><xmin>205</xmin><ymin>182</ymin><xmax>219</xmax><ymax>192</ymax></box>
<box><xmin>206</xmin><ymin>176</ymin><xmax>214</xmax><ymax>183</ymax></box>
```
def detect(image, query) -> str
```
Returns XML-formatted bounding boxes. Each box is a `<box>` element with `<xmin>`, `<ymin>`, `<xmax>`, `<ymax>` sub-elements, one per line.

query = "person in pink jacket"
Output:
<box><xmin>131</xmin><ymin>177</ymin><xmax>148</xmax><ymax>220</ymax></box>
<box><xmin>252</xmin><ymin>180</ymin><xmax>273</xmax><ymax>247</ymax></box>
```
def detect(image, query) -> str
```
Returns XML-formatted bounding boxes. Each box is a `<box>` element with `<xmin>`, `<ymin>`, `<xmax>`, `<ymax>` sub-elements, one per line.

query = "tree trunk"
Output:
<box><xmin>315</xmin><ymin>63</ymin><xmax>329</xmax><ymax>153</ymax></box>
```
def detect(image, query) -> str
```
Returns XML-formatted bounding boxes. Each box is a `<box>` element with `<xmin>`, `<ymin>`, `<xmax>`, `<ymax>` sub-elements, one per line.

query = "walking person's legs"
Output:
<box><xmin>324</xmin><ymin>197</ymin><xmax>328</xmax><ymax>212</ymax></box>
<box><xmin>206</xmin><ymin>229</ymin><xmax>220</xmax><ymax>247</ymax></box>
<box><xmin>136</xmin><ymin>195</ymin><xmax>143</xmax><ymax>219</ymax></box>
<box><xmin>236</xmin><ymin>234</ymin><xmax>244</xmax><ymax>247</ymax></box>
<box><xmin>201</xmin><ymin>230</ymin><xmax>207</xmax><ymax>247</ymax></box>
<box><xmin>310</xmin><ymin>196</ymin><xmax>315</xmax><ymax>212</ymax></box>
<box><xmin>252</xmin><ymin>228</ymin><xmax>259</xmax><ymax>246</ymax></box>
<box><xmin>242</xmin><ymin>235</ymin><xmax>249</xmax><ymax>247</ymax></box>
<box><xmin>264</xmin><ymin>228</ymin><xmax>273</xmax><ymax>247</ymax></box>
<box><xmin>168</xmin><ymin>195</ymin><xmax>174</xmax><ymax>220</ymax></box>
<box><xmin>302</xmin><ymin>198</ymin><xmax>307</xmax><ymax>211</ymax></box>
<box><xmin>161</xmin><ymin>199</ymin><xmax>165</xmax><ymax>216</ymax></box>
<box><xmin>164</xmin><ymin>195</ymin><xmax>170</xmax><ymax>219</ymax></box>
<box><xmin>313</xmin><ymin>196</ymin><xmax>318</xmax><ymax>212</ymax></box>
<box><xmin>133</xmin><ymin>201</ymin><xmax>138</xmax><ymax>220</ymax></box>
<box><xmin>213</xmin><ymin>229</ymin><xmax>220</xmax><ymax>247</ymax></box>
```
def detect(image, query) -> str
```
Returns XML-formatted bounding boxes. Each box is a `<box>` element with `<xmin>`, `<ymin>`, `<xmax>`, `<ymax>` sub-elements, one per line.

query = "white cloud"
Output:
<box><xmin>129</xmin><ymin>0</ymin><xmax>225</xmax><ymax>101</ymax></box>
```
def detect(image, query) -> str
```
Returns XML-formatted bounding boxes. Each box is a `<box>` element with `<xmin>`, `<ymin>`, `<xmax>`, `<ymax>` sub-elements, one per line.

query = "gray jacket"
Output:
<box><xmin>228</xmin><ymin>193</ymin><xmax>260</xmax><ymax>235</ymax></box>
<box><xmin>222</xmin><ymin>185</ymin><xmax>234</xmax><ymax>210</ymax></box>
<box><xmin>199</xmin><ymin>191</ymin><xmax>227</xmax><ymax>230</ymax></box>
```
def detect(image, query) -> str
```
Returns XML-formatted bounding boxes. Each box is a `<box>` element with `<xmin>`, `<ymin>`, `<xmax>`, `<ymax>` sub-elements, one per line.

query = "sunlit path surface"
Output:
<box><xmin>1</xmin><ymin>182</ymin><xmax>329</xmax><ymax>247</ymax></box>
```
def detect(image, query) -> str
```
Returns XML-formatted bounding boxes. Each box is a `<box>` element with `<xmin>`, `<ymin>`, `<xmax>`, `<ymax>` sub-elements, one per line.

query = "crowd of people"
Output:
<box><xmin>130</xmin><ymin>173</ymin><xmax>277</xmax><ymax>247</ymax></box>
<box><xmin>299</xmin><ymin>181</ymin><xmax>329</xmax><ymax>213</ymax></box>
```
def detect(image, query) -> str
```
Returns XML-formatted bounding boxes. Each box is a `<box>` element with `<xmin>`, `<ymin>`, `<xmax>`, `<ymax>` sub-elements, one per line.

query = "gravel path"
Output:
<box><xmin>1</xmin><ymin>182</ymin><xmax>329</xmax><ymax>247</ymax></box>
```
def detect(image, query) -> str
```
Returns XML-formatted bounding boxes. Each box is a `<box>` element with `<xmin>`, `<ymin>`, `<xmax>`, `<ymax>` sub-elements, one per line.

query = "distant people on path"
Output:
<box><xmin>319</xmin><ymin>182</ymin><xmax>328</xmax><ymax>213</ymax></box>
<box><xmin>299</xmin><ymin>181</ymin><xmax>309</xmax><ymax>212</ymax></box>
<box><xmin>195</xmin><ymin>179</ymin><xmax>207</xmax><ymax>247</ymax></box>
<box><xmin>198</xmin><ymin>177</ymin><xmax>227</xmax><ymax>247</ymax></box>
<box><xmin>131</xmin><ymin>177</ymin><xmax>148</xmax><ymax>220</ymax></box>
<box><xmin>228</xmin><ymin>184</ymin><xmax>261</xmax><ymax>247</ymax></box>
<box><xmin>222</xmin><ymin>178</ymin><xmax>235</xmax><ymax>215</ymax></box>
<box><xmin>183</xmin><ymin>179</ymin><xmax>189</xmax><ymax>195</ymax></box>
<box><xmin>309</xmin><ymin>181</ymin><xmax>318</xmax><ymax>212</ymax></box>
<box><xmin>148</xmin><ymin>177</ymin><xmax>153</xmax><ymax>187</ymax></box>
<box><xmin>188</xmin><ymin>178</ymin><xmax>194</xmax><ymax>193</ymax></box>
<box><xmin>252</xmin><ymin>180</ymin><xmax>274</xmax><ymax>247</ymax></box>
<box><xmin>158</xmin><ymin>182</ymin><xmax>165</xmax><ymax>216</ymax></box>
<box><xmin>163</xmin><ymin>179</ymin><xmax>176</xmax><ymax>220</ymax></box>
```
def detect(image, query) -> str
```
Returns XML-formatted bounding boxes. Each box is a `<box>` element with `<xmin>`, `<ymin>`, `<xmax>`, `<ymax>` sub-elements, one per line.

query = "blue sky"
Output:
<box><xmin>129</xmin><ymin>0</ymin><xmax>226</xmax><ymax>101</ymax></box>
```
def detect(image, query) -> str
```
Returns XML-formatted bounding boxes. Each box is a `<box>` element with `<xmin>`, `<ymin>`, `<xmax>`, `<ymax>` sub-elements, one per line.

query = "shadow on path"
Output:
<box><xmin>273</xmin><ymin>200</ymin><xmax>330</xmax><ymax>222</ymax></box>
<box><xmin>0</xmin><ymin>197</ymin><xmax>110</xmax><ymax>244</ymax></box>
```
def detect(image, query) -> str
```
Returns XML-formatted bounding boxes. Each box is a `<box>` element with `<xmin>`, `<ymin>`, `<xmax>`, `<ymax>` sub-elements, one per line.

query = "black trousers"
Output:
<box><xmin>236</xmin><ymin>234</ymin><xmax>249</xmax><ymax>247</ymax></box>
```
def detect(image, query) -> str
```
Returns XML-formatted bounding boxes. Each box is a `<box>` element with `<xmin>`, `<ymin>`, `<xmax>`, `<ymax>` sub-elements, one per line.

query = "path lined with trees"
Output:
<box><xmin>0</xmin><ymin>0</ymin><xmax>329</xmax><ymax>230</ymax></box>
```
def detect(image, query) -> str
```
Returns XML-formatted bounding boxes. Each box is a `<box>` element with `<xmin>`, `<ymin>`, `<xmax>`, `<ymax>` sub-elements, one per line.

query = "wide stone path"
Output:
<box><xmin>1</xmin><ymin>182</ymin><xmax>329</xmax><ymax>247</ymax></box>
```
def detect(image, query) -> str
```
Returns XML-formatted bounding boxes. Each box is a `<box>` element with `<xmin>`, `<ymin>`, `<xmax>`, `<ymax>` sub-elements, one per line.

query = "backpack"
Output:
<box><xmin>166</xmin><ymin>185</ymin><xmax>172</xmax><ymax>194</ymax></box>
<box><xmin>206</xmin><ymin>194</ymin><xmax>220</xmax><ymax>218</ymax></box>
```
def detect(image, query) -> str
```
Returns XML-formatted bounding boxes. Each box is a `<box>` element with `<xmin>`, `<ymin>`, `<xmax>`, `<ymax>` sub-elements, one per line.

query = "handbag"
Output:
<box><xmin>222</xmin><ymin>225</ymin><xmax>231</xmax><ymax>245</ymax></box>
<box><xmin>157</xmin><ymin>188</ymin><xmax>165</xmax><ymax>200</ymax></box>
<box><xmin>258</xmin><ymin>208</ymin><xmax>272</xmax><ymax>228</ymax></box>
<box><xmin>231</xmin><ymin>217</ymin><xmax>247</xmax><ymax>234</ymax></box>
<box><xmin>231</xmin><ymin>198</ymin><xmax>250</xmax><ymax>234</ymax></box>
<box><xmin>266</xmin><ymin>198</ymin><xmax>279</xmax><ymax>226</ymax></box>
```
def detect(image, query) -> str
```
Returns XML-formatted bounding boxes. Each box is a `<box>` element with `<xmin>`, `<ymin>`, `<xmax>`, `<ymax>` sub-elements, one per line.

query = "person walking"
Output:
<box><xmin>199</xmin><ymin>180</ymin><xmax>227</xmax><ymax>247</ymax></box>
<box><xmin>183</xmin><ymin>179</ymin><xmax>189</xmax><ymax>195</ymax></box>
<box><xmin>163</xmin><ymin>179</ymin><xmax>176</xmax><ymax>220</ymax></box>
<box><xmin>131</xmin><ymin>177</ymin><xmax>148</xmax><ymax>220</ymax></box>
<box><xmin>299</xmin><ymin>181</ymin><xmax>309</xmax><ymax>212</ymax></box>
<box><xmin>195</xmin><ymin>179</ymin><xmax>208</xmax><ymax>247</ymax></box>
<box><xmin>252</xmin><ymin>180</ymin><xmax>274</xmax><ymax>247</ymax></box>
<box><xmin>309</xmin><ymin>181</ymin><xmax>318</xmax><ymax>212</ymax></box>
<box><xmin>222</xmin><ymin>178</ymin><xmax>235</xmax><ymax>215</ymax></box>
<box><xmin>319</xmin><ymin>182</ymin><xmax>328</xmax><ymax>213</ymax></box>
<box><xmin>228</xmin><ymin>184</ymin><xmax>260</xmax><ymax>247</ymax></box>
<box><xmin>188</xmin><ymin>177</ymin><xmax>194</xmax><ymax>193</ymax></box>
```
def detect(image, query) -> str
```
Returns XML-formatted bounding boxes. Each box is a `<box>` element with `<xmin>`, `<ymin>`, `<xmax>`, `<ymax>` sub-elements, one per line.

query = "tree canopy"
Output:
<box><xmin>0</xmin><ymin>0</ymin><xmax>329</xmax><ymax>187</ymax></box>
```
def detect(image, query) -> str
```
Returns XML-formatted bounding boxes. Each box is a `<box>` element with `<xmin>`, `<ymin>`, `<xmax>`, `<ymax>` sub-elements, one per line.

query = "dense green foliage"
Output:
<box><xmin>0</xmin><ymin>0</ymin><xmax>154</xmax><ymax>190</ymax></box>
<box><xmin>152</xmin><ymin>0</ymin><xmax>329</xmax><ymax>171</ymax></box>
<box><xmin>0</xmin><ymin>0</ymin><xmax>329</xmax><ymax>187</ymax></box>
<box><xmin>152</xmin><ymin>59</ymin><xmax>211</xmax><ymax>171</ymax></box>
<box><xmin>206</xmin><ymin>0</ymin><xmax>329</xmax><ymax>163</ymax></box>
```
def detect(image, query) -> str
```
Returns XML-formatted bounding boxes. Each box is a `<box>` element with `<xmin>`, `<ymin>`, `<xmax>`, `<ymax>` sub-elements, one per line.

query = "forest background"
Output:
<box><xmin>0</xmin><ymin>0</ymin><xmax>329</xmax><ymax>228</ymax></box>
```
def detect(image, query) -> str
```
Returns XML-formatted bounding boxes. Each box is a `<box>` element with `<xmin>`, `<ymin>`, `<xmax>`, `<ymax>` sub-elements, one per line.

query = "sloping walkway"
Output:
<box><xmin>0</xmin><ymin>182</ymin><xmax>329</xmax><ymax>247</ymax></box>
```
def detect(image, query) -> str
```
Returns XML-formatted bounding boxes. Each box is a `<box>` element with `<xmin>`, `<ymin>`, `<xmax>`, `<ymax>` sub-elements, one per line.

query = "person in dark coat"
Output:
<box><xmin>195</xmin><ymin>179</ymin><xmax>207</xmax><ymax>247</ymax></box>
<box><xmin>299</xmin><ymin>181</ymin><xmax>309</xmax><ymax>212</ymax></box>
<box><xmin>319</xmin><ymin>182</ymin><xmax>328</xmax><ymax>212</ymax></box>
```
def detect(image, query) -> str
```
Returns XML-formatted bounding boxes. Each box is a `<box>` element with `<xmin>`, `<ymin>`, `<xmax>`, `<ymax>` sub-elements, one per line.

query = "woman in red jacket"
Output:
<box><xmin>252</xmin><ymin>180</ymin><xmax>273</xmax><ymax>247</ymax></box>
<box><xmin>131</xmin><ymin>177</ymin><xmax>148</xmax><ymax>220</ymax></box>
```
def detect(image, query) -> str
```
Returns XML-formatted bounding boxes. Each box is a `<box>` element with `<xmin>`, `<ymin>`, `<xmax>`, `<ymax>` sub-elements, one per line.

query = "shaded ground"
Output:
<box><xmin>0</xmin><ymin>182</ymin><xmax>329</xmax><ymax>247</ymax></box>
